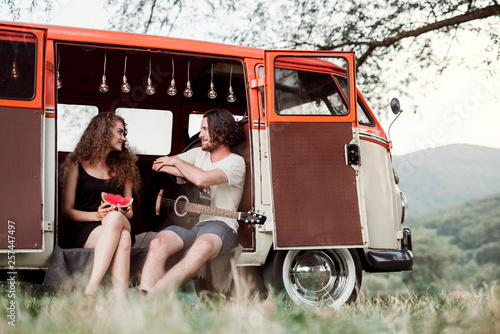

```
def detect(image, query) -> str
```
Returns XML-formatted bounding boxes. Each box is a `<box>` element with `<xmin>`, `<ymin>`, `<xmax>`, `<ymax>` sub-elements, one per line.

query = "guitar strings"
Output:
<box><xmin>160</xmin><ymin>198</ymin><xmax>188</xmax><ymax>209</ymax></box>
<box><xmin>159</xmin><ymin>198</ymin><xmax>238</xmax><ymax>218</ymax></box>
<box><xmin>159</xmin><ymin>198</ymin><xmax>205</xmax><ymax>211</ymax></box>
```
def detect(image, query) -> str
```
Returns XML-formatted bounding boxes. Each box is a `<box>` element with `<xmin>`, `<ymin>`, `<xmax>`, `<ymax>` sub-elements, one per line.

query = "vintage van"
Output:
<box><xmin>0</xmin><ymin>21</ymin><xmax>412</xmax><ymax>308</ymax></box>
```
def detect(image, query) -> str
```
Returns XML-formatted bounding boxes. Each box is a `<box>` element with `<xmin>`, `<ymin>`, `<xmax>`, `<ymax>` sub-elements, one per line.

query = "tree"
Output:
<box><xmin>3</xmin><ymin>0</ymin><xmax>499</xmax><ymax>113</ymax></box>
<box><xmin>104</xmin><ymin>0</ymin><xmax>500</xmax><ymax>114</ymax></box>
<box><xmin>402</xmin><ymin>228</ymin><xmax>461</xmax><ymax>295</ymax></box>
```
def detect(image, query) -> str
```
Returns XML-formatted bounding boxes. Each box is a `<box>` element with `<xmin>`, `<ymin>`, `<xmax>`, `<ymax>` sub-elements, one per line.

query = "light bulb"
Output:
<box><xmin>167</xmin><ymin>79</ymin><xmax>177</xmax><ymax>96</ymax></box>
<box><xmin>57</xmin><ymin>71</ymin><xmax>62</xmax><ymax>89</ymax></box>
<box><xmin>99</xmin><ymin>53</ymin><xmax>108</xmax><ymax>93</ymax></box>
<box><xmin>99</xmin><ymin>74</ymin><xmax>109</xmax><ymax>93</ymax></box>
<box><xmin>208</xmin><ymin>82</ymin><xmax>217</xmax><ymax>99</ymax></box>
<box><xmin>183</xmin><ymin>81</ymin><xmax>193</xmax><ymax>98</ymax></box>
<box><xmin>121</xmin><ymin>55</ymin><xmax>130</xmax><ymax>93</ymax></box>
<box><xmin>121</xmin><ymin>75</ymin><xmax>131</xmax><ymax>93</ymax></box>
<box><xmin>11</xmin><ymin>61</ymin><xmax>19</xmax><ymax>79</ymax></box>
<box><xmin>146</xmin><ymin>77</ymin><xmax>155</xmax><ymax>95</ymax></box>
<box><xmin>227</xmin><ymin>86</ymin><xmax>236</xmax><ymax>103</ymax></box>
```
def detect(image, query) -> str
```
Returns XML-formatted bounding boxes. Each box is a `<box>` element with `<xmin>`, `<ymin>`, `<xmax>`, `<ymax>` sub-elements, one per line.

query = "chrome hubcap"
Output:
<box><xmin>287</xmin><ymin>250</ymin><xmax>350</xmax><ymax>306</ymax></box>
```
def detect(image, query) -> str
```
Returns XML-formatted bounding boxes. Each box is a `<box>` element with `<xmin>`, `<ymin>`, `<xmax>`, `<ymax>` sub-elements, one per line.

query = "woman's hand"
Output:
<box><xmin>117</xmin><ymin>205</ymin><xmax>131</xmax><ymax>216</ymax></box>
<box><xmin>95</xmin><ymin>202</ymin><xmax>115</xmax><ymax>221</ymax></box>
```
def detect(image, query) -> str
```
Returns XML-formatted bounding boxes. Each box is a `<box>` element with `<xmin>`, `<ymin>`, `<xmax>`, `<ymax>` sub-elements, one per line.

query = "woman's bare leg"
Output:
<box><xmin>84</xmin><ymin>211</ymin><xmax>131</xmax><ymax>296</ymax></box>
<box><xmin>110</xmin><ymin>229</ymin><xmax>131</xmax><ymax>298</ymax></box>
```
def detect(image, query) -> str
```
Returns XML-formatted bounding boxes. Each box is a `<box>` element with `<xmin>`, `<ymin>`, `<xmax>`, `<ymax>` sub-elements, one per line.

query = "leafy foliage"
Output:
<box><xmin>404</xmin><ymin>192</ymin><xmax>500</xmax><ymax>292</ymax></box>
<box><xmin>403</xmin><ymin>228</ymin><xmax>461</xmax><ymax>294</ymax></box>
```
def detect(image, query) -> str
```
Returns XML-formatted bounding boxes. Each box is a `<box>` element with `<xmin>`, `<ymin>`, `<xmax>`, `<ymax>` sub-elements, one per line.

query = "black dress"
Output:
<box><xmin>67</xmin><ymin>164</ymin><xmax>123</xmax><ymax>248</ymax></box>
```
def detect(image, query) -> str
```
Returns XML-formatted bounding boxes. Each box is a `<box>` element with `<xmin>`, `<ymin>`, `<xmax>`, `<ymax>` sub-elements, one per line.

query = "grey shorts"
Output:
<box><xmin>163</xmin><ymin>221</ymin><xmax>237</xmax><ymax>255</ymax></box>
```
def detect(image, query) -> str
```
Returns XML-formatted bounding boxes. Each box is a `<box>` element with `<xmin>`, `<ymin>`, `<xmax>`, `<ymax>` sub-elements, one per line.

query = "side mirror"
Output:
<box><xmin>388</xmin><ymin>97</ymin><xmax>403</xmax><ymax>147</ymax></box>
<box><xmin>390</xmin><ymin>98</ymin><xmax>402</xmax><ymax>114</ymax></box>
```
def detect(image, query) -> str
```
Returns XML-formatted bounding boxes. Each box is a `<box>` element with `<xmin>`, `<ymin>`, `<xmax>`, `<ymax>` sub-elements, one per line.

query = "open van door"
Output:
<box><xmin>264</xmin><ymin>51</ymin><xmax>366</xmax><ymax>248</ymax></box>
<box><xmin>0</xmin><ymin>25</ymin><xmax>45</xmax><ymax>250</ymax></box>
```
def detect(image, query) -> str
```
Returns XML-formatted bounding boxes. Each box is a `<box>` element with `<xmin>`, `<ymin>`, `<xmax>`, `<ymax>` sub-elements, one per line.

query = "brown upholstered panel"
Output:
<box><xmin>0</xmin><ymin>107</ymin><xmax>42</xmax><ymax>249</ymax></box>
<box><xmin>269</xmin><ymin>122</ymin><xmax>362</xmax><ymax>247</ymax></box>
<box><xmin>234</xmin><ymin>120</ymin><xmax>254</xmax><ymax>249</ymax></box>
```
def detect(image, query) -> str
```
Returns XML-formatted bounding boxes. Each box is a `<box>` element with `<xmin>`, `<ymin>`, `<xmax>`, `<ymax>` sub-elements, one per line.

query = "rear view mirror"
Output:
<box><xmin>390</xmin><ymin>98</ymin><xmax>402</xmax><ymax>114</ymax></box>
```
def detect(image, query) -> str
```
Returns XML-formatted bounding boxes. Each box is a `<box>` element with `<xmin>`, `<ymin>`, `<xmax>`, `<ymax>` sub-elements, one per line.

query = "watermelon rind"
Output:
<box><xmin>101</xmin><ymin>192</ymin><xmax>133</xmax><ymax>208</ymax></box>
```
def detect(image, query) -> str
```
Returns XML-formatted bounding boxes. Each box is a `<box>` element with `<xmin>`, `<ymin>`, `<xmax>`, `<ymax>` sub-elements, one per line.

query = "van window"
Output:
<box><xmin>187</xmin><ymin>113</ymin><xmax>203</xmax><ymax>138</ymax></box>
<box><xmin>115</xmin><ymin>108</ymin><xmax>173</xmax><ymax>156</ymax></box>
<box><xmin>357</xmin><ymin>98</ymin><xmax>375</xmax><ymax>127</ymax></box>
<box><xmin>0</xmin><ymin>30</ymin><xmax>37</xmax><ymax>100</ymax></box>
<box><xmin>274</xmin><ymin>67</ymin><xmax>348</xmax><ymax>116</ymax></box>
<box><xmin>57</xmin><ymin>104</ymin><xmax>98</xmax><ymax>152</ymax></box>
<box><xmin>188</xmin><ymin>112</ymin><xmax>244</xmax><ymax>139</ymax></box>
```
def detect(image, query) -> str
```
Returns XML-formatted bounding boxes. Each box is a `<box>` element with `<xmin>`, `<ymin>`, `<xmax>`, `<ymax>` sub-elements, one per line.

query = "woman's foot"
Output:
<box><xmin>85</xmin><ymin>283</ymin><xmax>98</xmax><ymax>297</ymax></box>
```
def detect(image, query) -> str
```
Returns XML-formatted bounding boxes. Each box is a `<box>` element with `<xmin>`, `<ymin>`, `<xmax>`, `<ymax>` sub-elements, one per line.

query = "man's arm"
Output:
<box><xmin>152</xmin><ymin>157</ymin><xmax>184</xmax><ymax>177</ymax></box>
<box><xmin>153</xmin><ymin>155</ymin><xmax>227</xmax><ymax>187</ymax></box>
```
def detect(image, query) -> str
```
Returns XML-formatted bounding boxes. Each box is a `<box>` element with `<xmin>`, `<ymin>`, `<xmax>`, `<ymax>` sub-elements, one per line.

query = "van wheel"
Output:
<box><xmin>264</xmin><ymin>249</ymin><xmax>362</xmax><ymax>308</ymax></box>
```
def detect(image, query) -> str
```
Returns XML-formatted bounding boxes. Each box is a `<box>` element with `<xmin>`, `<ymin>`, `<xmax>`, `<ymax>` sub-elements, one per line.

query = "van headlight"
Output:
<box><xmin>400</xmin><ymin>190</ymin><xmax>408</xmax><ymax>224</ymax></box>
<box><xmin>393</xmin><ymin>167</ymin><xmax>400</xmax><ymax>184</ymax></box>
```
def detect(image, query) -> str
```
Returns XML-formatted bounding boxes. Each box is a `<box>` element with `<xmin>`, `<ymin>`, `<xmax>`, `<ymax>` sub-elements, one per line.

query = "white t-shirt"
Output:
<box><xmin>177</xmin><ymin>147</ymin><xmax>245</xmax><ymax>232</ymax></box>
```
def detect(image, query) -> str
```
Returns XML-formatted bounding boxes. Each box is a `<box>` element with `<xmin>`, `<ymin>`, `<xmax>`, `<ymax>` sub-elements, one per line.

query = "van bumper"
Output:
<box><xmin>365</xmin><ymin>228</ymin><xmax>414</xmax><ymax>272</ymax></box>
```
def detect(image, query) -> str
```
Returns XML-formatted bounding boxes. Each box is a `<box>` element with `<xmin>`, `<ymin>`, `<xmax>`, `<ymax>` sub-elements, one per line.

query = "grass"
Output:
<box><xmin>1</xmin><ymin>279</ymin><xmax>498</xmax><ymax>334</ymax></box>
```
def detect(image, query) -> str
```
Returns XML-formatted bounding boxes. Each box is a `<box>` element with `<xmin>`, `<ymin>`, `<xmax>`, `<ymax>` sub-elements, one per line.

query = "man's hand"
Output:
<box><xmin>200</xmin><ymin>186</ymin><xmax>212</xmax><ymax>194</ymax></box>
<box><xmin>152</xmin><ymin>156</ymin><xmax>178</xmax><ymax>172</ymax></box>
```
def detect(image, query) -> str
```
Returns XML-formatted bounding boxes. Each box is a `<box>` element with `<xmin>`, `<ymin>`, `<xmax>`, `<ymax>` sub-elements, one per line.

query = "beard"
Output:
<box><xmin>201</xmin><ymin>138</ymin><xmax>221</xmax><ymax>152</ymax></box>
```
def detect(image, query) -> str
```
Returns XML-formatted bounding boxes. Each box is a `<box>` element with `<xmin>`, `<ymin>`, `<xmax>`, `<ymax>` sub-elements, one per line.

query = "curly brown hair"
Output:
<box><xmin>204</xmin><ymin>109</ymin><xmax>243</xmax><ymax>147</ymax></box>
<box><xmin>61</xmin><ymin>113</ymin><xmax>141</xmax><ymax>194</ymax></box>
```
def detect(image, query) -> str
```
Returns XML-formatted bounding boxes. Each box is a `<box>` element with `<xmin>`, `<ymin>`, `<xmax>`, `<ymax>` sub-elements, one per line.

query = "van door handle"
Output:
<box><xmin>345</xmin><ymin>144</ymin><xmax>360</xmax><ymax>165</ymax></box>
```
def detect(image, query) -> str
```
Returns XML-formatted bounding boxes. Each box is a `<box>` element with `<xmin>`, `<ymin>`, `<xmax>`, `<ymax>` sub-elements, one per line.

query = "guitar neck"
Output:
<box><xmin>185</xmin><ymin>202</ymin><xmax>240</xmax><ymax>220</ymax></box>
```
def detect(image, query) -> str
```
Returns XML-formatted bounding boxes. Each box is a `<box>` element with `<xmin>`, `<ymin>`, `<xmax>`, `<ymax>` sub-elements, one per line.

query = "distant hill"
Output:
<box><xmin>392</xmin><ymin>144</ymin><xmax>500</xmax><ymax>217</ymax></box>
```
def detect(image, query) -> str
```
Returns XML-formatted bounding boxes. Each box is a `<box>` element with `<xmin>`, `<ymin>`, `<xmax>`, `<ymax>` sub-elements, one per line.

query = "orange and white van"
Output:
<box><xmin>0</xmin><ymin>21</ymin><xmax>412</xmax><ymax>308</ymax></box>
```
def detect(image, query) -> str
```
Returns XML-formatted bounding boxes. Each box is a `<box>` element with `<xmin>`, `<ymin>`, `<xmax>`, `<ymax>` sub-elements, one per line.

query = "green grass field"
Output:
<box><xmin>1</xmin><ymin>279</ymin><xmax>498</xmax><ymax>334</ymax></box>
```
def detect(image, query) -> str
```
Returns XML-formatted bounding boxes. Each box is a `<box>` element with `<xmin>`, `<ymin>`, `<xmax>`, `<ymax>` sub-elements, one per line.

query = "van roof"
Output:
<box><xmin>0</xmin><ymin>21</ymin><xmax>265</xmax><ymax>59</ymax></box>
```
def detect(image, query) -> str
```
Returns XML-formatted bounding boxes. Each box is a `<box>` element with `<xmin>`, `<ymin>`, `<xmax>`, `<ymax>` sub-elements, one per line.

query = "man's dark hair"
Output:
<box><xmin>204</xmin><ymin>109</ymin><xmax>244</xmax><ymax>147</ymax></box>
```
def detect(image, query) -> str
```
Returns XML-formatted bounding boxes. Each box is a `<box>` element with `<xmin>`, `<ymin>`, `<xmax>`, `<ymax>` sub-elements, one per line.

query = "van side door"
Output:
<box><xmin>264</xmin><ymin>51</ymin><xmax>366</xmax><ymax>248</ymax></box>
<box><xmin>0</xmin><ymin>25</ymin><xmax>46</xmax><ymax>250</ymax></box>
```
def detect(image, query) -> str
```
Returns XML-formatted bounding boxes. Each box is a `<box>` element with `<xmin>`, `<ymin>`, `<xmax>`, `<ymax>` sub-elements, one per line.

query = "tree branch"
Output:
<box><xmin>331</xmin><ymin>4</ymin><xmax>500</xmax><ymax>67</ymax></box>
<box><xmin>356</xmin><ymin>4</ymin><xmax>500</xmax><ymax>67</ymax></box>
<box><xmin>145</xmin><ymin>0</ymin><xmax>158</xmax><ymax>34</ymax></box>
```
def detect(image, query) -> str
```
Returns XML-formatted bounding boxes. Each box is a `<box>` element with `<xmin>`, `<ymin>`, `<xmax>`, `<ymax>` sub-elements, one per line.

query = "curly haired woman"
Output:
<box><xmin>61</xmin><ymin>113</ymin><xmax>140</xmax><ymax>298</ymax></box>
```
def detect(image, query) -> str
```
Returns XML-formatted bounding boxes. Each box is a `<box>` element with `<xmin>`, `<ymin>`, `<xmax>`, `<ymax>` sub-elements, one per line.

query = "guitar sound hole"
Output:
<box><xmin>174</xmin><ymin>195</ymin><xmax>189</xmax><ymax>217</ymax></box>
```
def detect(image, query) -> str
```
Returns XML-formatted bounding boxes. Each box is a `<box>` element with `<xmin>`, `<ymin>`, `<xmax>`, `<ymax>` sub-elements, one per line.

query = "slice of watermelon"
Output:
<box><xmin>101</xmin><ymin>192</ymin><xmax>133</xmax><ymax>208</ymax></box>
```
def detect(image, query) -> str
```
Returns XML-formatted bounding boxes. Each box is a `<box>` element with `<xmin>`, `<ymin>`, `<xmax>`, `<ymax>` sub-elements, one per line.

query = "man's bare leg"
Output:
<box><xmin>139</xmin><ymin>230</ymin><xmax>184</xmax><ymax>292</ymax></box>
<box><xmin>149</xmin><ymin>233</ymin><xmax>223</xmax><ymax>294</ymax></box>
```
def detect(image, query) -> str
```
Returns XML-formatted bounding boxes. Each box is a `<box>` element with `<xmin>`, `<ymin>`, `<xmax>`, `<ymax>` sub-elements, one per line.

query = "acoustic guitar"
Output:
<box><xmin>142</xmin><ymin>172</ymin><xmax>266</xmax><ymax>231</ymax></box>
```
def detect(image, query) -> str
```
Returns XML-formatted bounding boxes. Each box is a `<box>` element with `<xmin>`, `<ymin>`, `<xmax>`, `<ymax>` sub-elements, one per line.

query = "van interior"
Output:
<box><xmin>55</xmin><ymin>43</ymin><xmax>254</xmax><ymax>250</ymax></box>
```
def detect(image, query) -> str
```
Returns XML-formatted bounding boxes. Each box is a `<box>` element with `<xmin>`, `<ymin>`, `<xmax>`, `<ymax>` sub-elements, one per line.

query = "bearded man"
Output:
<box><xmin>140</xmin><ymin>109</ymin><xmax>245</xmax><ymax>294</ymax></box>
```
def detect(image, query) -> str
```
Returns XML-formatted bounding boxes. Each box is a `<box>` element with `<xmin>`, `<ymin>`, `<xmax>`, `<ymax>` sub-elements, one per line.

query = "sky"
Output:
<box><xmin>2</xmin><ymin>0</ymin><xmax>499</xmax><ymax>156</ymax></box>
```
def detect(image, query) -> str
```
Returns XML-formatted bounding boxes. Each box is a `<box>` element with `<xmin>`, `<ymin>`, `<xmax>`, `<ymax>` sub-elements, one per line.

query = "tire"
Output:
<box><xmin>264</xmin><ymin>249</ymin><xmax>362</xmax><ymax>308</ymax></box>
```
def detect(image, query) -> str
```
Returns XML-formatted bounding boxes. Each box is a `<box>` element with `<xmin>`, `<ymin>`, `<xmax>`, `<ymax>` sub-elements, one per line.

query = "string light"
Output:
<box><xmin>145</xmin><ymin>55</ymin><xmax>155</xmax><ymax>95</ymax></box>
<box><xmin>99</xmin><ymin>52</ymin><xmax>109</xmax><ymax>93</ymax></box>
<box><xmin>207</xmin><ymin>61</ymin><xmax>217</xmax><ymax>99</ymax></box>
<box><xmin>183</xmin><ymin>60</ymin><xmax>193</xmax><ymax>98</ymax></box>
<box><xmin>121</xmin><ymin>55</ymin><xmax>131</xmax><ymax>93</ymax></box>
